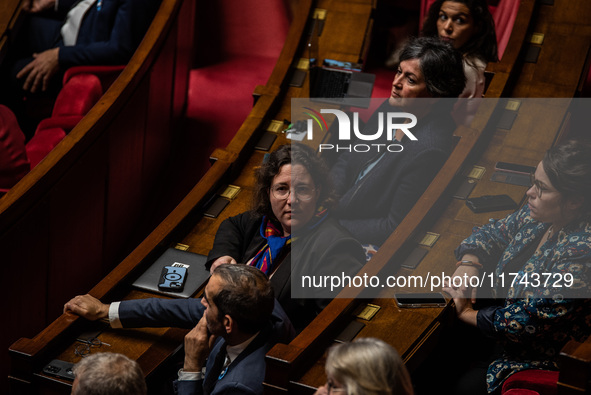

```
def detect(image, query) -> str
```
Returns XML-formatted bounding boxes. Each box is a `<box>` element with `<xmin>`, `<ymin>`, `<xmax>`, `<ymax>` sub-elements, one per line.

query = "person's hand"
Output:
<box><xmin>63</xmin><ymin>294</ymin><xmax>110</xmax><ymax>321</ymax></box>
<box><xmin>209</xmin><ymin>255</ymin><xmax>236</xmax><ymax>274</ymax></box>
<box><xmin>313</xmin><ymin>384</ymin><xmax>329</xmax><ymax>395</ymax></box>
<box><xmin>444</xmin><ymin>264</ymin><xmax>481</xmax><ymax>304</ymax></box>
<box><xmin>16</xmin><ymin>48</ymin><xmax>60</xmax><ymax>93</ymax></box>
<box><xmin>183</xmin><ymin>316</ymin><xmax>217</xmax><ymax>372</ymax></box>
<box><xmin>22</xmin><ymin>0</ymin><xmax>56</xmax><ymax>14</ymax></box>
<box><xmin>442</xmin><ymin>276</ymin><xmax>478</xmax><ymax>326</ymax></box>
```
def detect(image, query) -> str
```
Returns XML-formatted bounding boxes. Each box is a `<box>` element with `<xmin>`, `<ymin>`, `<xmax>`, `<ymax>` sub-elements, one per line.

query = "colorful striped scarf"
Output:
<box><xmin>249</xmin><ymin>207</ymin><xmax>328</xmax><ymax>275</ymax></box>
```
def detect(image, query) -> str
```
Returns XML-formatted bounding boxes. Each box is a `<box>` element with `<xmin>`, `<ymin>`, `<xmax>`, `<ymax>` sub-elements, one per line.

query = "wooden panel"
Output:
<box><xmin>2</xmin><ymin>201</ymin><xmax>49</xmax><ymax>382</ymax></box>
<box><xmin>102</xmin><ymin>82</ymin><xmax>148</xmax><ymax>267</ymax></box>
<box><xmin>47</xmin><ymin>136</ymin><xmax>108</xmax><ymax>320</ymax></box>
<box><xmin>172</xmin><ymin>0</ymin><xmax>195</xmax><ymax>120</ymax></box>
<box><xmin>141</xmin><ymin>26</ymin><xmax>175</xmax><ymax>195</ymax></box>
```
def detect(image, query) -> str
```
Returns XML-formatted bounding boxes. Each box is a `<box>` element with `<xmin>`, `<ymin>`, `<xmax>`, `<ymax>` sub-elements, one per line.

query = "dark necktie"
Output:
<box><xmin>203</xmin><ymin>343</ymin><xmax>228</xmax><ymax>395</ymax></box>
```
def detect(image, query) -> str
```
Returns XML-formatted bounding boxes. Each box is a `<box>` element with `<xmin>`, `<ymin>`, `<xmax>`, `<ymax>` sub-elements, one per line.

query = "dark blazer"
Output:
<box><xmin>330</xmin><ymin>100</ymin><xmax>455</xmax><ymax>245</ymax></box>
<box><xmin>117</xmin><ymin>298</ymin><xmax>295</xmax><ymax>395</ymax></box>
<box><xmin>206</xmin><ymin>212</ymin><xmax>366</xmax><ymax>332</ymax></box>
<box><xmin>55</xmin><ymin>0</ymin><xmax>160</xmax><ymax>67</ymax></box>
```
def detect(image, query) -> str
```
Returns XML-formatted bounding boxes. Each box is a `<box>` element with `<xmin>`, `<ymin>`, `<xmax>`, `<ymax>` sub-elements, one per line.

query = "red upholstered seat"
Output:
<box><xmin>501</xmin><ymin>369</ymin><xmax>559</xmax><ymax>395</ymax></box>
<box><xmin>25</xmin><ymin>127</ymin><xmax>67</xmax><ymax>169</ymax></box>
<box><xmin>187</xmin><ymin>0</ymin><xmax>289</xmax><ymax>153</ymax></box>
<box><xmin>52</xmin><ymin>73</ymin><xmax>103</xmax><ymax>117</ymax></box>
<box><xmin>503</xmin><ymin>389</ymin><xmax>542</xmax><ymax>395</ymax></box>
<box><xmin>490</xmin><ymin>0</ymin><xmax>520</xmax><ymax>60</ymax></box>
<box><xmin>34</xmin><ymin>115</ymin><xmax>84</xmax><ymax>133</ymax></box>
<box><xmin>0</xmin><ymin>105</ymin><xmax>31</xmax><ymax>189</ymax></box>
<box><xmin>63</xmin><ymin>65</ymin><xmax>125</xmax><ymax>91</ymax></box>
<box><xmin>24</xmin><ymin>116</ymin><xmax>82</xmax><ymax>168</ymax></box>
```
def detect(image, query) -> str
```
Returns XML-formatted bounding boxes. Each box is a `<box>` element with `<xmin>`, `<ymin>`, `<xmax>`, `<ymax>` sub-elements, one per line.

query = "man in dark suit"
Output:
<box><xmin>64</xmin><ymin>264</ymin><xmax>295</xmax><ymax>395</ymax></box>
<box><xmin>12</xmin><ymin>0</ymin><xmax>159</xmax><ymax>93</ymax></box>
<box><xmin>1</xmin><ymin>0</ymin><xmax>159</xmax><ymax>137</ymax></box>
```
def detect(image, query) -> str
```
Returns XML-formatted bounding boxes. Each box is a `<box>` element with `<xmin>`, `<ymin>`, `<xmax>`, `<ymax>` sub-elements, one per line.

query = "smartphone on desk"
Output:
<box><xmin>394</xmin><ymin>292</ymin><xmax>447</xmax><ymax>308</ymax></box>
<box><xmin>494</xmin><ymin>161</ymin><xmax>536</xmax><ymax>175</ymax></box>
<box><xmin>158</xmin><ymin>266</ymin><xmax>187</xmax><ymax>292</ymax></box>
<box><xmin>466</xmin><ymin>194</ymin><xmax>518</xmax><ymax>213</ymax></box>
<box><xmin>43</xmin><ymin>359</ymin><xmax>75</xmax><ymax>380</ymax></box>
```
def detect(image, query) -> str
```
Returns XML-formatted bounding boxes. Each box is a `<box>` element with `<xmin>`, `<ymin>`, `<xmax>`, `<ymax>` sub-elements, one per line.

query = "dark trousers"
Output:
<box><xmin>1</xmin><ymin>13</ymin><xmax>64</xmax><ymax>139</ymax></box>
<box><xmin>412</xmin><ymin>299</ymin><xmax>504</xmax><ymax>395</ymax></box>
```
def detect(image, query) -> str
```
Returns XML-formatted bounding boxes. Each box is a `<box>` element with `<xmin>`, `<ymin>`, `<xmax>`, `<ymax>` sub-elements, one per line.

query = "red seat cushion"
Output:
<box><xmin>24</xmin><ymin>115</ymin><xmax>82</xmax><ymax>168</ymax></box>
<box><xmin>63</xmin><ymin>65</ymin><xmax>125</xmax><ymax>90</ymax></box>
<box><xmin>36</xmin><ymin>115</ymin><xmax>84</xmax><ymax>132</ymax></box>
<box><xmin>52</xmin><ymin>74</ymin><xmax>103</xmax><ymax>117</ymax></box>
<box><xmin>502</xmin><ymin>369</ymin><xmax>559</xmax><ymax>395</ymax></box>
<box><xmin>0</xmin><ymin>105</ymin><xmax>31</xmax><ymax>188</ymax></box>
<box><xmin>25</xmin><ymin>127</ymin><xmax>67</xmax><ymax>169</ymax></box>
<box><xmin>503</xmin><ymin>389</ymin><xmax>541</xmax><ymax>395</ymax></box>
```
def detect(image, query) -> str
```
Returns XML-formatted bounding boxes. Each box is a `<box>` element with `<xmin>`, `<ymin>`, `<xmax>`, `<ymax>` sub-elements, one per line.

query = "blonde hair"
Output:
<box><xmin>325</xmin><ymin>338</ymin><xmax>414</xmax><ymax>395</ymax></box>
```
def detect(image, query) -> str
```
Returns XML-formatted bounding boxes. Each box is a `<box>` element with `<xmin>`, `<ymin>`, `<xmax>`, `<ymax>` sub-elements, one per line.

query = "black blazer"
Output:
<box><xmin>330</xmin><ymin>100</ymin><xmax>455</xmax><ymax>245</ymax></box>
<box><xmin>206</xmin><ymin>212</ymin><xmax>365</xmax><ymax>332</ymax></box>
<box><xmin>117</xmin><ymin>298</ymin><xmax>295</xmax><ymax>395</ymax></box>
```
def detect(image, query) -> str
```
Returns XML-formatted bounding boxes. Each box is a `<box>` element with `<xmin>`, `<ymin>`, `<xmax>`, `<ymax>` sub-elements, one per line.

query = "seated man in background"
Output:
<box><xmin>1</xmin><ymin>0</ymin><xmax>160</xmax><ymax>137</ymax></box>
<box><xmin>64</xmin><ymin>264</ymin><xmax>295</xmax><ymax>395</ymax></box>
<box><xmin>329</xmin><ymin>37</ymin><xmax>466</xmax><ymax>248</ymax></box>
<box><xmin>71</xmin><ymin>352</ymin><xmax>147</xmax><ymax>395</ymax></box>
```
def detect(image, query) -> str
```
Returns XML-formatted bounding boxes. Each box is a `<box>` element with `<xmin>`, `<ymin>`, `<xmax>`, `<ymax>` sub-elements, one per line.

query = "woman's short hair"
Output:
<box><xmin>325</xmin><ymin>337</ymin><xmax>414</xmax><ymax>395</ymax></box>
<box><xmin>252</xmin><ymin>143</ymin><xmax>335</xmax><ymax>219</ymax></box>
<box><xmin>399</xmin><ymin>36</ymin><xmax>466</xmax><ymax>98</ymax></box>
<box><xmin>542</xmin><ymin>139</ymin><xmax>591</xmax><ymax>216</ymax></box>
<box><xmin>72</xmin><ymin>352</ymin><xmax>146</xmax><ymax>395</ymax></box>
<box><xmin>421</xmin><ymin>0</ymin><xmax>498</xmax><ymax>63</ymax></box>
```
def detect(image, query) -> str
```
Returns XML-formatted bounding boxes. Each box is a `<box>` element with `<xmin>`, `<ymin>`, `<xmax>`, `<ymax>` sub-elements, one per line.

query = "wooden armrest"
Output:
<box><xmin>558</xmin><ymin>338</ymin><xmax>591</xmax><ymax>393</ymax></box>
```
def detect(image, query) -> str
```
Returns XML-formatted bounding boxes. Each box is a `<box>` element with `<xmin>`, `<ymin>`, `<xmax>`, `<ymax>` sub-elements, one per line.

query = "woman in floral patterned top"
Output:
<box><xmin>443</xmin><ymin>140</ymin><xmax>591</xmax><ymax>394</ymax></box>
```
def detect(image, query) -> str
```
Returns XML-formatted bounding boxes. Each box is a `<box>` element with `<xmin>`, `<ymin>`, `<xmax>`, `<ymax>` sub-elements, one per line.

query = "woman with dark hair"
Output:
<box><xmin>422</xmin><ymin>0</ymin><xmax>498</xmax><ymax>102</ymax></box>
<box><xmin>208</xmin><ymin>143</ymin><xmax>365</xmax><ymax>331</ymax></box>
<box><xmin>330</xmin><ymin>36</ymin><xmax>465</xmax><ymax>246</ymax></box>
<box><xmin>443</xmin><ymin>140</ymin><xmax>591</xmax><ymax>393</ymax></box>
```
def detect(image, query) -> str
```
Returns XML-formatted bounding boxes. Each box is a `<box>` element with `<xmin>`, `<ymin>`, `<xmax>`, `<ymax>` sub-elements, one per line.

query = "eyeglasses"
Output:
<box><xmin>529</xmin><ymin>173</ymin><xmax>552</xmax><ymax>198</ymax></box>
<box><xmin>327</xmin><ymin>381</ymin><xmax>346</xmax><ymax>393</ymax></box>
<box><xmin>270</xmin><ymin>184</ymin><xmax>316</xmax><ymax>201</ymax></box>
<box><xmin>74</xmin><ymin>337</ymin><xmax>111</xmax><ymax>358</ymax></box>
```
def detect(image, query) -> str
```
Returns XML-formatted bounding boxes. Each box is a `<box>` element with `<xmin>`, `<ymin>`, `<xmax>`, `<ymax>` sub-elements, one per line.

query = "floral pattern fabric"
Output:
<box><xmin>456</xmin><ymin>205</ymin><xmax>591</xmax><ymax>392</ymax></box>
